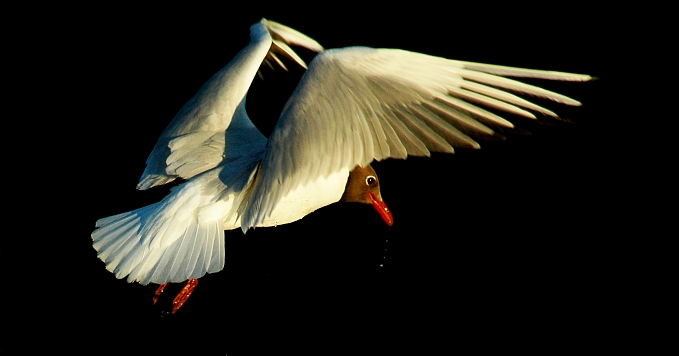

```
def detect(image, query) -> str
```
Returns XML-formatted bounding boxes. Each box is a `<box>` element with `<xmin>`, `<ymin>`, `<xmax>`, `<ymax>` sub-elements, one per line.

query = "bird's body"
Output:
<box><xmin>92</xmin><ymin>18</ymin><xmax>592</xmax><ymax>289</ymax></box>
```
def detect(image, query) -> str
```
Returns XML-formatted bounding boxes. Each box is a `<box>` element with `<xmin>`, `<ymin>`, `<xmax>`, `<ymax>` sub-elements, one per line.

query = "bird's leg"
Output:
<box><xmin>171</xmin><ymin>278</ymin><xmax>199</xmax><ymax>314</ymax></box>
<box><xmin>152</xmin><ymin>282</ymin><xmax>170</xmax><ymax>305</ymax></box>
<box><xmin>152</xmin><ymin>279</ymin><xmax>199</xmax><ymax>314</ymax></box>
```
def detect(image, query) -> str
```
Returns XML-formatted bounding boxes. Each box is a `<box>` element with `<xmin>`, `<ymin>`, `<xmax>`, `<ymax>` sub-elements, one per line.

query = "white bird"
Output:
<box><xmin>92</xmin><ymin>18</ymin><xmax>592</xmax><ymax>312</ymax></box>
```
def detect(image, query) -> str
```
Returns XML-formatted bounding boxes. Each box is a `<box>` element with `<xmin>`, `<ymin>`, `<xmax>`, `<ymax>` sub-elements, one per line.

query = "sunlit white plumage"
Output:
<box><xmin>92</xmin><ymin>18</ymin><xmax>591</xmax><ymax>285</ymax></box>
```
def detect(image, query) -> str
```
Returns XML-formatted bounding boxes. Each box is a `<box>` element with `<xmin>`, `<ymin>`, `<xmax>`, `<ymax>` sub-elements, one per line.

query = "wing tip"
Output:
<box><xmin>137</xmin><ymin>175</ymin><xmax>176</xmax><ymax>190</ymax></box>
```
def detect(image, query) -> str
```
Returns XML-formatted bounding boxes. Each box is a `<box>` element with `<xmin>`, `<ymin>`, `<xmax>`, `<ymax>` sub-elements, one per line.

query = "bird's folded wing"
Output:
<box><xmin>239</xmin><ymin>47</ymin><xmax>592</xmax><ymax>230</ymax></box>
<box><xmin>137</xmin><ymin>19</ymin><xmax>323</xmax><ymax>190</ymax></box>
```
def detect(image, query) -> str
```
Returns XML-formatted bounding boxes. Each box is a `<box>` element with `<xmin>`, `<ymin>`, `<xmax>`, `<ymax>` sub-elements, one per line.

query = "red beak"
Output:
<box><xmin>367</xmin><ymin>191</ymin><xmax>394</xmax><ymax>226</ymax></box>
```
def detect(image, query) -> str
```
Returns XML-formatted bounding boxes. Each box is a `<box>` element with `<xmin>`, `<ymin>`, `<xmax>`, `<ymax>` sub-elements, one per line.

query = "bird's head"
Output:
<box><xmin>340</xmin><ymin>164</ymin><xmax>394</xmax><ymax>226</ymax></box>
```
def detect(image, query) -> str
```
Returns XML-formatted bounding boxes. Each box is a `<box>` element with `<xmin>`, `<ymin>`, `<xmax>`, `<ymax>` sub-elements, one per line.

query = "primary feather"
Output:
<box><xmin>238</xmin><ymin>47</ymin><xmax>591</xmax><ymax>229</ymax></box>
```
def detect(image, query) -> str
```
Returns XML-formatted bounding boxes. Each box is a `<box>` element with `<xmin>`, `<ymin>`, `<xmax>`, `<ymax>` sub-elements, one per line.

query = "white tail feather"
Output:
<box><xmin>92</xmin><ymin>181</ymin><xmax>228</xmax><ymax>285</ymax></box>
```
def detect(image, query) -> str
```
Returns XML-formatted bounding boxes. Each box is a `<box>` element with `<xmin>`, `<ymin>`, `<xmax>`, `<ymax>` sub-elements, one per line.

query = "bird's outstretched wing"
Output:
<box><xmin>137</xmin><ymin>19</ymin><xmax>323</xmax><ymax>190</ymax></box>
<box><xmin>239</xmin><ymin>47</ymin><xmax>592</xmax><ymax>230</ymax></box>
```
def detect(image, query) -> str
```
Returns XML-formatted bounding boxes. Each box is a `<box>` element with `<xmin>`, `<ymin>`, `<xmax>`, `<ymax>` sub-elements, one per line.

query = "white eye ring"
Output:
<box><xmin>366</xmin><ymin>175</ymin><xmax>376</xmax><ymax>186</ymax></box>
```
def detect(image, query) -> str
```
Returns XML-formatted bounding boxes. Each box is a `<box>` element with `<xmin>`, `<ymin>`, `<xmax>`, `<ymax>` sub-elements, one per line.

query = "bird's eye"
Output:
<box><xmin>366</xmin><ymin>176</ymin><xmax>376</xmax><ymax>186</ymax></box>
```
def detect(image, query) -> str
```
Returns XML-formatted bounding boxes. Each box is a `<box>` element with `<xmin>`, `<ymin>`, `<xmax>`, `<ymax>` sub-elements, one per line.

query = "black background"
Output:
<box><xmin>5</xmin><ymin>5</ymin><xmax>630</xmax><ymax>355</ymax></box>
